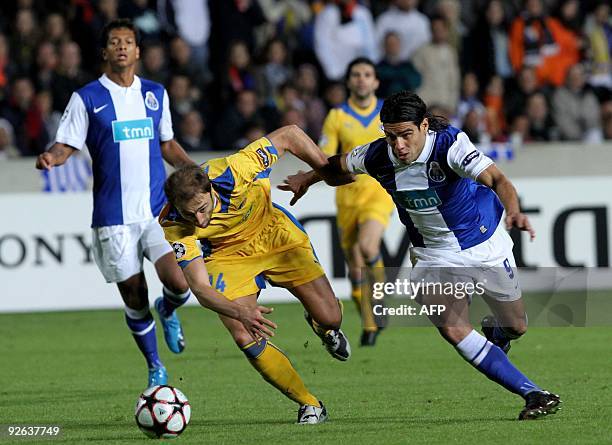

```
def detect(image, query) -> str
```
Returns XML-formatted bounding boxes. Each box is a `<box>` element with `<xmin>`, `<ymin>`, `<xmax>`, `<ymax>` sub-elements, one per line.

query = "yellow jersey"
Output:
<box><xmin>159</xmin><ymin>137</ymin><xmax>280</xmax><ymax>266</ymax></box>
<box><xmin>319</xmin><ymin>97</ymin><xmax>386</xmax><ymax>208</ymax></box>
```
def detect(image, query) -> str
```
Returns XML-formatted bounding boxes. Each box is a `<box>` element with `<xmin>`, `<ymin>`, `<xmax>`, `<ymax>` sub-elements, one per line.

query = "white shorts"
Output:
<box><xmin>92</xmin><ymin>218</ymin><xmax>173</xmax><ymax>283</ymax></box>
<box><xmin>410</xmin><ymin>222</ymin><xmax>521</xmax><ymax>302</ymax></box>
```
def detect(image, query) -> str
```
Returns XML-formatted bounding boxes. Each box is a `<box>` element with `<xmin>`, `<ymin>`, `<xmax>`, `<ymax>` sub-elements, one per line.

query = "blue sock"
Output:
<box><xmin>125</xmin><ymin>307</ymin><xmax>163</xmax><ymax>370</ymax></box>
<box><xmin>159</xmin><ymin>287</ymin><xmax>191</xmax><ymax>317</ymax></box>
<box><xmin>456</xmin><ymin>330</ymin><xmax>540</xmax><ymax>398</ymax></box>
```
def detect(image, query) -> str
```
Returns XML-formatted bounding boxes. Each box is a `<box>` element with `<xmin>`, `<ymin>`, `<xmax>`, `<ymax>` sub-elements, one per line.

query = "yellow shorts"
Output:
<box><xmin>337</xmin><ymin>187</ymin><xmax>394</xmax><ymax>252</ymax></box>
<box><xmin>205</xmin><ymin>204</ymin><xmax>325</xmax><ymax>300</ymax></box>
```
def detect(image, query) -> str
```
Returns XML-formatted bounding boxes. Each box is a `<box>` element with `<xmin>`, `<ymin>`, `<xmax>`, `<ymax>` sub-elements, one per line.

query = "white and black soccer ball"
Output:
<box><xmin>135</xmin><ymin>385</ymin><xmax>191</xmax><ymax>439</ymax></box>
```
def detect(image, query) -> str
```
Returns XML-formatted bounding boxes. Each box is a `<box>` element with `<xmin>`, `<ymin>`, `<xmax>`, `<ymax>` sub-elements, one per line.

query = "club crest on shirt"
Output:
<box><xmin>428</xmin><ymin>161</ymin><xmax>446</xmax><ymax>182</ymax></box>
<box><xmin>172</xmin><ymin>242</ymin><xmax>186</xmax><ymax>259</ymax></box>
<box><xmin>144</xmin><ymin>91</ymin><xmax>159</xmax><ymax>111</ymax></box>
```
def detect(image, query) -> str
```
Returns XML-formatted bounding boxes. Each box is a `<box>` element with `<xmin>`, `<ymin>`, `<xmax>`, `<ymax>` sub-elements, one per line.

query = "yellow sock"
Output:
<box><xmin>242</xmin><ymin>339</ymin><xmax>319</xmax><ymax>407</ymax></box>
<box><xmin>352</xmin><ymin>282</ymin><xmax>377</xmax><ymax>332</ymax></box>
<box><xmin>363</xmin><ymin>256</ymin><xmax>386</xmax><ymax>331</ymax></box>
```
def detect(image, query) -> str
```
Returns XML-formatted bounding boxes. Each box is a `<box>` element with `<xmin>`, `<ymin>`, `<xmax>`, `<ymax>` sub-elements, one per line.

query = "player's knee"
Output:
<box><xmin>158</xmin><ymin>269</ymin><xmax>189</xmax><ymax>294</ymax></box>
<box><xmin>358</xmin><ymin>240</ymin><xmax>379</xmax><ymax>264</ymax></box>
<box><xmin>312</xmin><ymin>304</ymin><xmax>342</xmax><ymax>330</ymax></box>
<box><xmin>229</xmin><ymin>329</ymin><xmax>254</xmax><ymax>348</ymax></box>
<box><xmin>507</xmin><ymin>316</ymin><xmax>528</xmax><ymax>338</ymax></box>
<box><xmin>439</xmin><ymin>326</ymin><xmax>472</xmax><ymax>346</ymax></box>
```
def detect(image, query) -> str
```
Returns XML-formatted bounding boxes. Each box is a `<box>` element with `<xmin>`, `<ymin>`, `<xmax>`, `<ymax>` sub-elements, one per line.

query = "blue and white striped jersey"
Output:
<box><xmin>346</xmin><ymin>126</ymin><xmax>503</xmax><ymax>251</ymax></box>
<box><xmin>55</xmin><ymin>74</ymin><xmax>173</xmax><ymax>227</ymax></box>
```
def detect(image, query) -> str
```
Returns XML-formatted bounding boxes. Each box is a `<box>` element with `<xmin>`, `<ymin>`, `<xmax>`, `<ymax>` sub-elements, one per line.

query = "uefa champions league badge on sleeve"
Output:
<box><xmin>172</xmin><ymin>242</ymin><xmax>186</xmax><ymax>260</ymax></box>
<box><xmin>145</xmin><ymin>91</ymin><xmax>159</xmax><ymax>111</ymax></box>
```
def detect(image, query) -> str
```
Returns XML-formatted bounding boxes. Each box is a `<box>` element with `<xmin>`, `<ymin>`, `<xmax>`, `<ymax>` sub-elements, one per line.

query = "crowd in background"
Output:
<box><xmin>0</xmin><ymin>0</ymin><xmax>611</xmax><ymax>160</ymax></box>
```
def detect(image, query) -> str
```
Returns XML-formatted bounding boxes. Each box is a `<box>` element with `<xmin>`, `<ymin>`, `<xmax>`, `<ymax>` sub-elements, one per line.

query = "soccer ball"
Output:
<box><xmin>135</xmin><ymin>385</ymin><xmax>191</xmax><ymax>439</ymax></box>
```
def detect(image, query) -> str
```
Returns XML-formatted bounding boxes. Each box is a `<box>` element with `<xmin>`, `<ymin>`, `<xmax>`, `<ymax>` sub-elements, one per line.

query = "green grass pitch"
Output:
<box><xmin>1</xmin><ymin>298</ymin><xmax>610</xmax><ymax>444</ymax></box>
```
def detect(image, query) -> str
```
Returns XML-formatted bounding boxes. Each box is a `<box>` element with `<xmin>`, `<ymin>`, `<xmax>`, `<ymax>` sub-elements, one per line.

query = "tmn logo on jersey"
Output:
<box><xmin>393</xmin><ymin>189</ymin><xmax>442</xmax><ymax>210</ymax></box>
<box><xmin>112</xmin><ymin>118</ymin><xmax>154</xmax><ymax>142</ymax></box>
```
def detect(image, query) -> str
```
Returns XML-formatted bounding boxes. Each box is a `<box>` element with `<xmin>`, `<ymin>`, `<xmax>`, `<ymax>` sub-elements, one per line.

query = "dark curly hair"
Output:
<box><xmin>380</xmin><ymin>90</ymin><xmax>449</xmax><ymax>131</ymax></box>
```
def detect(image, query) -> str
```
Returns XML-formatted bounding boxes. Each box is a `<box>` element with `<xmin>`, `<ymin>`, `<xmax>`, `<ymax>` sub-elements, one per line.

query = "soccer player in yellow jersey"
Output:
<box><xmin>319</xmin><ymin>57</ymin><xmax>395</xmax><ymax>346</ymax></box>
<box><xmin>160</xmin><ymin>125</ymin><xmax>351</xmax><ymax>424</ymax></box>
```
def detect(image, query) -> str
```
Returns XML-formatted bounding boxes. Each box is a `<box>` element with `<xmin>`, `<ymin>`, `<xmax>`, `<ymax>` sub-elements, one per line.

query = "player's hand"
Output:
<box><xmin>505</xmin><ymin>212</ymin><xmax>535</xmax><ymax>241</ymax></box>
<box><xmin>238</xmin><ymin>305</ymin><xmax>277</xmax><ymax>342</ymax></box>
<box><xmin>277</xmin><ymin>170</ymin><xmax>311</xmax><ymax>206</ymax></box>
<box><xmin>35</xmin><ymin>152</ymin><xmax>55</xmax><ymax>170</ymax></box>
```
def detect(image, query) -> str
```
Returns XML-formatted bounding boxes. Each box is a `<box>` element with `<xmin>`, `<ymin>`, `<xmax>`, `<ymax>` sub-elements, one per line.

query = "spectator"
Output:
<box><xmin>35</xmin><ymin>90</ymin><xmax>61</xmax><ymax>149</ymax></box>
<box><xmin>323</xmin><ymin>81</ymin><xmax>346</xmax><ymax>108</ymax></box>
<box><xmin>220</xmin><ymin>40</ymin><xmax>256</xmax><ymax>107</ymax></box>
<box><xmin>375</xmin><ymin>0</ymin><xmax>431</xmax><ymax>62</ymax></box>
<box><xmin>280</xmin><ymin>107</ymin><xmax>307</xmax><ymax>129</ymax></box>
<box><xmin>295</xmin><ymin>63</ymin><xmax>327</xmax><ymax>140</ymax></box>
<box><xmin>160</xmin><ymin>0</ymin><xmax>210</xmax><ymax>70</ymax></box>
<box><xmin>552</xmin><ymin>64</ymin><xmax>602</xmax><ymax>142</ymax></box>
<box><xmin>483</xmin><ymin>75</ymin><xmax>507</xmax><ymax>141</ymax></box>
<box><xmin>208</xmin><ymin>0</ymin><xmax>266</xmax><ymax>78</ymax></box>
<box><xmin>413</xmin><ymin>15</ymin><xmax>461</xmax><ymax>113</ymax></box>
<box><xmin>504</xmin><ymin>66</ymin><xmax>547</xmax><ymax>121</ymax></box>
<box><xmin>0</xmin><ymin>118</ymin><xmax>19</xmax><ymax>159</ymax></box>
<box><xmin>140</xmin><ymin>42</ymin><xmax>169</xmax><ymax>85</ymax></box>
<box><xmin>463</xmin><ymin>0</ymin><xmax>512</xmax><ymax>90</ymax></box>
<box><xmin>32</xmin><ymin>41</ymin><xmax>58</xmax><ymax>91</ymax></box>
<box><xmin>51</xmin><ymin>41</ymin><xmax>93</xmax><ymax>113</ymax></box>
<box><xmin>462</xmin><ymin>108</ymin><xmax>484</xmax><ymax>143</ymax></box>
<box><xmin>10</xmin><ymin>9</ymin><xmax>40</xmax><ymax>74</ymax></box>
<box><xmin>436</xmin><ymin>0</ymin><xmax>465</xmax><ymax>53</ymax></box>
<box><xmin>168</xmin><ymin>73</ymin><xmax>197</xmax><ymax>123</ymax></box>
<box><xmin>44</xmin><ymin>13</ymin><xmax>69</xmax><ymax>46</ymax></box>
<box><xmin>456</xmin><ymin>72</ymin><xmax>486</xmax><ymax>129</ymax></box>
<box><xmin>177</xmin><ymin>110</ymin><xmax>210</xmax><ymax>152</ymax></box>
<box><xmin>508</xmin><ymin>0</ymin><xmax>580</xmax><ymax>87</ymax></box>
<box><xmin>168</xmin><ymin>36</ymin><xmax>210</xmax><ymax>90</ymax></box>
<box><xmin>0</xmin><ymin>33</ymin><xmax>16</xmax><ymax>96</ymax></box>
<box><xmin>586</xmin><ymin>2</ymin><xmax>612</xmax><ymax>92</ymax></box>
<box><xmin>258</xmin><ymin>0</ymin><xmax>312</xmax><ymax>53</ymax></box>
<box><xmin>0</xmin><ymin>77</ymin><xmax>49</xmax><ymax>156</ymax></box>
<box><xmin>376</xmin><ymin>31</ymin><xmax>422</xmax><ymax>98</ymax></box>
<box><xmin>255</xmin><ymin>38</ymin><xmax>293</xmax><ymax>106</ymax></box>
<box><xmin>119</xmin><ymin>0</ymin><xmax>161</xmax><ymax>41</ymax></box>
<box><xmin>525</xmin><ymin>92</ymin><xmax>557</xmax><ymax>141</ymax></box>
<box><xmin>214</xmin><ymin>89</ymin><xmax>264</xmax><ymax>150</ymax></box>
<box><xmin>314</xmin><ymin>0</ymin><xmax>378</xmax><ymax>80</ymax></box>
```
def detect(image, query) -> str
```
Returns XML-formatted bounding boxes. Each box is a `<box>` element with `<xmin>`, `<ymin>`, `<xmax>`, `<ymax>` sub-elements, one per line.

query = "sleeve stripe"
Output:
<box><xmin>178</xmin><ymin>257</ymin><xmax>199</xmax><ymax>269</ymax></box>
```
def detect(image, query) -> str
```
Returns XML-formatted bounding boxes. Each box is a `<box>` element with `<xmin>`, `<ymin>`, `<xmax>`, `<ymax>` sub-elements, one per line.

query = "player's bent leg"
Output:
<box><xmin>118</xmin><ymin>273</ymin><xmax>166</xmax><ymax>387</ymax></box>
<box><xmin>357</xmin><ymin>219</ymin><xmax>388</xmax><ymax>346</ymax></box>
<box><xmin>421</xmin><ymin>292</ymin><xmax>561</xmax><ymax>419</ymax></box>
<box><xmin>219</xmin><ymin>294</ymin><xmax>325</xmax><ymax>422</ymax></box>
<box><xmin>290</xmin><ymin>277</ymin><xmax>351</xmax><ymax>361</ymax></box>
<box><xmin>346</xmin><ymin>244</ymin><xmax>379</xmax><ymax>347</ymax></box>
<box><xmin>153</xmin><ymin>252</ymin><xmax>191</xmax><ymax>354</ymax></box>
<box><xmin>481</xmin><ymin>296</ymin><xmax>528</xmax><ymax>354</ymax></box>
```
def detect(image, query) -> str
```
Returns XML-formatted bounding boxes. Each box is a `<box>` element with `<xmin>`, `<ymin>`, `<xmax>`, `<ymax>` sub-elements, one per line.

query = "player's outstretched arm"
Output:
<box><xmin>181</xmin><ymin>257</ymin><xmax>277</xmax><ymax>340</ymax></box>
<box><xmin>477</xmin><ymin>164</ymin><xmax>535</xmax><ymax>240</ymax></box>
<box><xmin>266</xmin><ymin>125</ymin><xmax>329</xmax><ymax>169</ymax></box>
<box><xmin>160</xmin><ymin>139</ymin><xmax>196</xmax><ymax>168</ymax></box>
<box><xmin>278</xmin><ymin>153</ymin><xmax>354</xmax><ymax>205</ymax></box>
<box><xmin>35</xmin><ymin>143</ymin><xmax>77</xmax><ymax>170</ymax></box>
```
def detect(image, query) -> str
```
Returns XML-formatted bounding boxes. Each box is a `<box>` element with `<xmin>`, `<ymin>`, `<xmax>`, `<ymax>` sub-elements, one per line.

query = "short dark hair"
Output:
<box><xmin>345</xmin><ymin>57</ymin><xmax>378</xmax><ymax>82</ymax></box>
<box><xmin>380</xmin><ymin>90</ymin><xmax>449</xmax><ymax>131</ymax></box>
<box><xmin>164</xmin><ymin>165</ymin><xmax>212</xmax><ymax>209</ymax></box>
<box><xmin>100</xmin><ymin>18</ymin><xmax>141</xmax><ymax>48</ymax></box>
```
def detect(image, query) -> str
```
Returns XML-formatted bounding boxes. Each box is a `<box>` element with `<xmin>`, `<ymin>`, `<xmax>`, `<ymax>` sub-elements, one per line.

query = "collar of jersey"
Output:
<box><xmin>347</xmin><ymin>97</ymin><xmax>378</xmax><ymax>116</ymax></box>
<box><xmin>99</xmin><ymin>73</ymin><xmax>142</xmax><ymax>92</ymax></box>
<box><xmin>388</xmin><ymin>130</ymin><xmax>435</xmax><ymax>166</ymax></box>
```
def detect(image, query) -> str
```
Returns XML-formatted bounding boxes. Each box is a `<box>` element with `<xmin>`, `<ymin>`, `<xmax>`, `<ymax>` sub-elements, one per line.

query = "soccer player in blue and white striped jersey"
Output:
<box><xmin>36</xmin><ymin>19</ymin><xmax>197</xmax><ymax>388</ymax></box>
<box><xmin>281</xmin><ymin>90</ymin><xmax>562</xmax><ymax>420</ymax></box>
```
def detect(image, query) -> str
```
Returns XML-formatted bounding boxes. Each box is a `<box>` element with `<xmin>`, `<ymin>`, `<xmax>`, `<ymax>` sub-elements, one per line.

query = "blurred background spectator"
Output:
<box><xmin>314</xmin><ymin>0</ymin><xmax>377</xmax><ymax>81</ymax></box>
<box><xmin>0</xmin><ymin>0</ymin><xmax>609</xmax><ymax>156</ymax></box>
